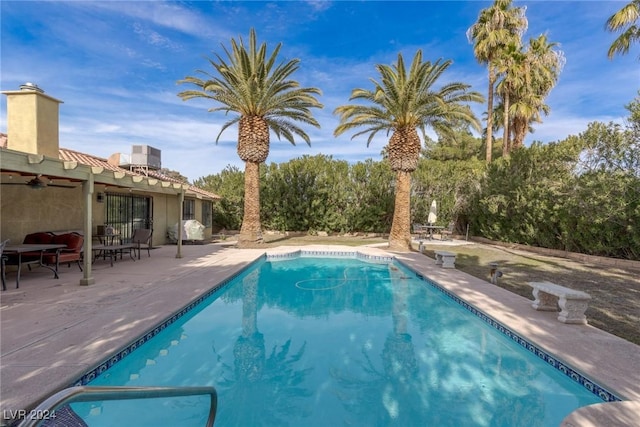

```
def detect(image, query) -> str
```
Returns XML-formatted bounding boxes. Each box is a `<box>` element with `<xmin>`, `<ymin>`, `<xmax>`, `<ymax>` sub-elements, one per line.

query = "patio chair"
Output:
<box><xmin>1</xmin><ymin>239</ymin><xmax>9</xmax><ymax>291</ymax></box>
<box><xmin>441</xmin><ymin>221</ymin><xmax>455</xmax><ymax>241</ymax></box>
<box><xmin>131</xmin><ymin>228</ymin><xmax>153</xmax><ymax>259</ymax></box>
<box><xmin>412</xmin><ymin>223</ymin><xmax>426</xmax><ymax>240</ymax></box>
<box><xmin>42</xmin><ymin>232</ymin><xmax>84</xmax><ymax>272</ymax></box>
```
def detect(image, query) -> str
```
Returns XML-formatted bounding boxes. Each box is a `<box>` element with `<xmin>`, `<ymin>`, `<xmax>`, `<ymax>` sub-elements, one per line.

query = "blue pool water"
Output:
<box><xmin>74</xmin><ymin>254</ymin><xmax>605</xmax><ymax>426</ymax></box>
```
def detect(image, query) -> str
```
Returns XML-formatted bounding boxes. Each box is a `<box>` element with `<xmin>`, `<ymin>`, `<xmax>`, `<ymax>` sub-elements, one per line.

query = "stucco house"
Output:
<box><xmin>1</xmin><ymin>83</ymin><xmax>221</xmax><ymax>285</ymax></box>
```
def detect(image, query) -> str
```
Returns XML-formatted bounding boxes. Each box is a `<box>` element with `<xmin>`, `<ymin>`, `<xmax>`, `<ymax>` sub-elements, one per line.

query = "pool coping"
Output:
<box><xmin>1</xmin><ymin>244</ymin><xmax>639</xmax><ymax>426</ymax></box>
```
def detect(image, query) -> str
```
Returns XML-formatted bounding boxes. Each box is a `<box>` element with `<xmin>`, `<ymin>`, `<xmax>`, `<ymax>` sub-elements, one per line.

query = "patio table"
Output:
<box><xmin>2</xmin><ymin>244</ymin><xmax>67</xmax><ymax>290</ymax></box>
<box><xmin>93</xmin><ymin>233</ymin><xmax>122</xmax><ymax>245</ymax></box>
<box><xmin>423</xmin><ymin>225</ymin><xmax>444</xmax><ymax>240</ymax></box>
<box><xmin>92</xmin><ymin>244</ymin><xmax>136</xmax><ymax>267</ymax></box>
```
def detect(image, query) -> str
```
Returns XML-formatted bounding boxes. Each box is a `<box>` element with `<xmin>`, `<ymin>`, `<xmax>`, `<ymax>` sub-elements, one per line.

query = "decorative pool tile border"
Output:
<box><xmin>69</xmin><ymin>250</ymin><xmax>621</xmax><ymax>403</ymax></box>
<box><xmin>267</xmin><ymin>249</ymin><xmax>393</xmax><ymax>264</ymax></box>
<box><xmin>69</xmin><ymin>255</ymin><xmax>267</xmax><ymax>387</ymax></box>
<box><xmin>399</xmin><ymin>261</ymin><xmax>623</xmax><ymax>403</ymax></box>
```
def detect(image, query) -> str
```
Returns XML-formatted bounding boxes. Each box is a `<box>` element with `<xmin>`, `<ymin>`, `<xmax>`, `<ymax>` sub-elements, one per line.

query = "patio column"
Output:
<box><xmin>79</xmin><ymin>174</ymin><xmax>95</xmax><ymax>285</ymax></box>
<box><xmin>176</xmin><ymin>189</ymin><xmax>184</xmax><ymax>259</ymax></box>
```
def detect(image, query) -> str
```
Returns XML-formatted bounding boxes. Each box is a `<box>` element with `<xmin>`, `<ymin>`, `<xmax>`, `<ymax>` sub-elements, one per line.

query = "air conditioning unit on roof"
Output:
<box><xmin>130</xmin><ymin>145</ymin><xmax>161</xmax><ymax>170</ymax></box>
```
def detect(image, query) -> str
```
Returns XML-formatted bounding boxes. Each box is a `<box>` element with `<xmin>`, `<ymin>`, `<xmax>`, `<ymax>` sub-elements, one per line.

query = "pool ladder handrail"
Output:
<box><xmin>17</xmin><ymin>385</ymin><xmax>217</xmax><ymax>427</ymax></box>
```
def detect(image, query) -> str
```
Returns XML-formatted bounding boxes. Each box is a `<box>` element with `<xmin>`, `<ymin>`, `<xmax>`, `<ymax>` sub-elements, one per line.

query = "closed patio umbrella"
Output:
<box><xmin>427</xmin><ymin>200</ymin><xmax>437</xmax><ymax>225</ymax></box>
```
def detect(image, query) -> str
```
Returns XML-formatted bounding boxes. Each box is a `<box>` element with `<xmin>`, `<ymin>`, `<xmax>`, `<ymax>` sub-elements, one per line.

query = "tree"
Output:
<box><xmin>157</xmin><ymin>168</ymin><xmax>190</xmax><ymax>184</ymax></box>
<box><xmin>194</xmin><ymin>165</ymin><xmax>245</xmax><ymax>230</ymax></box>
<box><xmin>510</xmin><ymin>34</ymin><xmax>564</xmax><ymax>150</ymax></box>
<box><xmin>178</xmin><ymin>29</ymin><xmax>322</xmax><ymax>245</ymax></box>
<box><xmin>467</xmin><ymin>0</ymin><xmax>528</xmax><ymax>163</ymax></box>
<box><xmin>422</xmin><ymin>120</ymin><xmax>484</xmax><ymax>161</ymax></box>
<box><xmin>334</xmin><ymin>51</ymin><xmax>483</xmax><ymax>251</ymax></box>
<box><xmin>495</xmin><ymin>34</ymin><xmax>564</xmax><ymax>153</ymax></box>
<box><xmin>494</xmin><ymin>41</ymin><xmax>528</xmax><ymax>156</ymax></box>
<box><xmin>606</xmin><ymin>0</ymin><xmax>640</xmax><ymax>59</ymax></box>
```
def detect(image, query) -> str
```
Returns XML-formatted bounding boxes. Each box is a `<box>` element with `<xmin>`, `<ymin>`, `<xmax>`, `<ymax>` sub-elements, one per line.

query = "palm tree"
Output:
<box><xmin>606</xmin><ymin>0</ymin><xmax>640</xmax><ymax>59</ymax></box>
<box><xmin>334</xmin><ymin>51</ymin><xmax>483</xmax><ymax>252</ymax></box>
<box><xmin>494</xmin><ymin>42</ymin><xmax>528</xmax><ymax>156</ymax></box>
<box><xmin>178</xmin><ymin>29</ymin><xmax>323</xmax><ymax>245</ymax></box>
<box><xmin>467</xmin><ymin>0</ymin><xmax>528</xmax><ymax>163</ymax></box>
<box><xmin>492</xmin><ymin>34</ymin><xmax>564</xmax><ymax>155</ymax></box>
<box><xmin>510</xmin><ymin>34</ymin><xmax>564</xmax><ymax>150</ymax></box>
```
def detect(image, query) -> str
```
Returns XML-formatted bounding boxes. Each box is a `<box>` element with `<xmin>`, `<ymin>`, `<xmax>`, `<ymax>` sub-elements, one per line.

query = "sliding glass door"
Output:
<box><xmin>105</xmin><ymin>193</ymin><xmax>153</xmax><ymax>242</ymax></box>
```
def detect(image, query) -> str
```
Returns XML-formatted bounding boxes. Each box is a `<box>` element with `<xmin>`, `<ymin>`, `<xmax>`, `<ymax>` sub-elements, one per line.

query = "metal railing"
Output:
<box><xmin>17</xmin><ymin>385</ymin><xmax>217</xmax><ymax>427</ymax></box>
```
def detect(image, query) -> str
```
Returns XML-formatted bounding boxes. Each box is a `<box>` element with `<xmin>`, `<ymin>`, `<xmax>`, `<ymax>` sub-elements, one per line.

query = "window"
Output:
<box><xmin>202</xmin><ymin>201</ymin><xmax>213</xmax><ymax>227</ymax></box>
<box><xmin>183</xmin><ymin>199</ymin><xmax>195</xmax><ymax>220</ymax></box>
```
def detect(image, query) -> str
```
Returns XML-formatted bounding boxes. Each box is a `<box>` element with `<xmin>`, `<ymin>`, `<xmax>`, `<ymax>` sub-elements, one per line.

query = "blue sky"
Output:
<box><xmin>1</xmin><ymin>1</ymin><xmax>637</xmax><ymax>182</ymax></box>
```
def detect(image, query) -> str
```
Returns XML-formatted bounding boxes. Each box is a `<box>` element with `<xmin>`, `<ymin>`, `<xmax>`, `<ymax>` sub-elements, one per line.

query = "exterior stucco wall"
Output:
<box><xmin>0</xmin><ymin>185</ymin><xmax>84</xmax><ymax>243</ymax></box>
<box><xmin>1</xmin><ymin>185</ymin><xmax>214</xmax><ymax>246</ymax></box>
<box><xmin>153</xmin><ymin>192</ymin><xmax>171</xmax><ymax>247</ymax></box>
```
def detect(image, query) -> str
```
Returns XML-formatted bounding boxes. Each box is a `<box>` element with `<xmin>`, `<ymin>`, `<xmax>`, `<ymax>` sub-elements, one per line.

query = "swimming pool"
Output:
<box><xmin>69</xmin><ymin>252</ymin><xmax>614</xmax><ymax>426</ymax></box>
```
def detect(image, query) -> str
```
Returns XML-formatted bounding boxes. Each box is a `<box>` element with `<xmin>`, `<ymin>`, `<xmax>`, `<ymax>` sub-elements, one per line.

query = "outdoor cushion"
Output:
<box><xmin>42</xmin><ymin>233</ymin><xmax>84</xmax><ymax>271</ymax></box>
<box><xmin>9</xmin><ymin>232</ymin><xmax>56</xmax><ymax>261</ymax></box>
<box><xmin>23</xmin><ymin>232</ymin><xmax>55</xmax><ymax>245</ymax></box>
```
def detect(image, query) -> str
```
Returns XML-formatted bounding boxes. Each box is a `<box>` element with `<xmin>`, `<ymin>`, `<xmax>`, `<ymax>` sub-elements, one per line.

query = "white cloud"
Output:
<box><xmin>76</xmin><ymin>1</ymin><xmax>224</xmax><ymax>39</ymax></box>
<box><xmin>132</xmin><ymin>23</ymin><xmax>181</xmax><ymax>50</ymax></box>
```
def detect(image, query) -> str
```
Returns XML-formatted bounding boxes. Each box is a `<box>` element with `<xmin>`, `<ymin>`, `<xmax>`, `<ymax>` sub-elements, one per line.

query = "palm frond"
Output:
<box><xmin>177</xmin><ymin>28</ymin><xmax>323</xmax><ymax>145</ymax></box>
<box><xmin>334</xmin><ymin>49</ymin><xmax>484</xmax><ymax>158</ymax></box>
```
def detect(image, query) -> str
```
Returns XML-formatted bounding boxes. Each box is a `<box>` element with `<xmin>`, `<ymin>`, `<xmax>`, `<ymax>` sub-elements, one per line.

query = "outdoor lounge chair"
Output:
<box><xmin>131</xmin><ymin>228</ymin><xmax>152</xmax><ymax>259</ymax></box>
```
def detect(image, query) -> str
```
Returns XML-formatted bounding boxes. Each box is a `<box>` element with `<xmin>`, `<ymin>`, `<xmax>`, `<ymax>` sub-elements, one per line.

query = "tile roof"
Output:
<box><xmin>1</xmin><ymin>134</ymin><xmax>220</xmax><ymax>200</ymax></box>
<box><xmin>59</xmin><ymin>148</ymin><xmax>132</xmax><ymax>172</ymax></box>
<box><xmin>146</xmin><ymin>169</ymin><xmax>221</xmax><ymax>200</ymax></box>
<box><xmin>59</xmin><ymin>148</ymin><xmax>221</xmax><ymax>200</ymax></box>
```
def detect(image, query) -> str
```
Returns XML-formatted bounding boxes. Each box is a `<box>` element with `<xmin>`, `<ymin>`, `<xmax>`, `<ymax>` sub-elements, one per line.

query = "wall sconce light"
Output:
<box><xmin>97</xmin><ymin>192</ymin><xmax>105</xmax><ymax>203</ymax></box>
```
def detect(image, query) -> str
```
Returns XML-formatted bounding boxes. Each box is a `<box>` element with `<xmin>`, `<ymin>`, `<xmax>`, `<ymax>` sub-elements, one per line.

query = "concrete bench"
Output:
<box><xmin>527</xmin><ymin>281</ymin><xmax>591</xmax><ymax>324</ymax></box>
<box><xmin>434</xmin><ymin>250</ymin><xmax>456</xmax><ymax>269</ymax></box>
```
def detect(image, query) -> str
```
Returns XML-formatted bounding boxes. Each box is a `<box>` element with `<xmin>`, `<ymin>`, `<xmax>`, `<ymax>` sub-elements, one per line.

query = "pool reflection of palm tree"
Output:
<box><xmin>213</xmin><ymin>268</ymin><xmax>312</xmax><ymax>426</ymax></box>
<box><xmin>333</xmin><ymin>265</ymin><xmax>423</xmax><ymax>425</ymax></box>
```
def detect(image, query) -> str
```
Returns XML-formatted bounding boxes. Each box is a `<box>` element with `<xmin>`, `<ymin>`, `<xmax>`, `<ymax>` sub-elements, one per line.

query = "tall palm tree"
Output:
<box><xmin>495</xmin><ymin>42</ymin><xmax>528</xmax><ymax>156</ymax></box>
<box><xmin>334</xmin><ymin>51</ymin><xmax>483</xmax><ymax>252</ymax></box>
<box><xmin>510</xmin><ymin>34</ymin><xmax>564</xmax><ymax>149</ymax></box>
<box><xmin>178</xmin><ymin>29</ymin><xmax>323</xmax><ymax>245</ymax></box>
<box><xmin>467</xmin><ymin>0</ymin><xmax>528</xmax><ymax>163</ymax></box>
<box><xmin>492</xmin><ymin>34</ymin><xmax>563</xmax><ymax>155</ymax></box>
<box><xmin>606</xmin><ymin>0</ymin><xmax>640</xmax><ymax>59</ymax></box>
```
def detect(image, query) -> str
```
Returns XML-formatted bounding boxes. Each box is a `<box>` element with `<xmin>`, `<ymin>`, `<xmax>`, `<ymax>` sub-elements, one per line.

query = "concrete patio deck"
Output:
<box><xmin>1</xmin><ymin>242</ymin><xmax>638</xmax><ymax>426</ymax></box>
